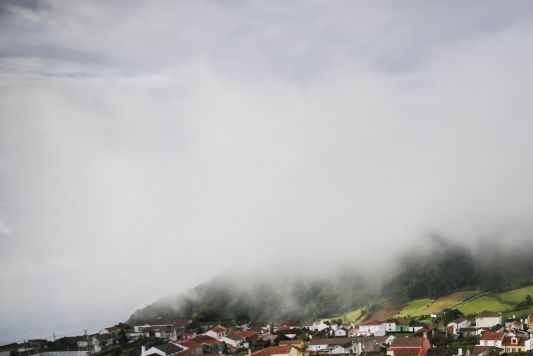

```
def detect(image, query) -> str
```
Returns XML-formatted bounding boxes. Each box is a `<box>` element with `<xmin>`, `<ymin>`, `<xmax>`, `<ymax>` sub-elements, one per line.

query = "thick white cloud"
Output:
<box><xmin>1</xmin><ymin>0</ymin><xmax>533</xmax><ymax>343</ymax></box>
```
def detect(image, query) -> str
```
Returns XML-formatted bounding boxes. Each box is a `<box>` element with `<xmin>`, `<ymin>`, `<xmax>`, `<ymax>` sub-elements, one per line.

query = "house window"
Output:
<box><xmin>484</xmin><ymin>341</ymin><xmax>488</xmax><ymax>346</ymax></box>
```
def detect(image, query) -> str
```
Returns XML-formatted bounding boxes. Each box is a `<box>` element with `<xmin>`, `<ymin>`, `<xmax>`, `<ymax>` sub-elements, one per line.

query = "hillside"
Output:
<box><xmin>333</xmin><ymin>285</ymin><xmax>533</xmax><ymax>322</ymax></box>
<box><xmin>128</xmin><ymin>269</ymin><xmax>378</xmax><ymax>325</ymax></box>
<box><xmin>128</xmin><ymin>241</ymin><xmax>533</xmax><ymax>325</ymax></box>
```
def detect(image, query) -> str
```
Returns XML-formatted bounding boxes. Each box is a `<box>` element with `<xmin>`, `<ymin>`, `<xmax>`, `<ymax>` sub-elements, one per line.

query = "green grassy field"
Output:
<box><xmin>328</xmin><ymin>307</ymin><xmax>366</xmax><ymax>323</ymax></box>
<box><xmin>396</xmin><ymin>298</ymin><xmax>434</xmax><ymax>317</ymax></box>
<box><xmin>334</xmin><ymin>284</ymin><xmax>533</xmax><ymax>323</ymax></box>
<box><xmin>502</xmin><ymin>305</ymin><xmax>533</xmax><ymax>319</ymax></box>
<box><xmin>343</xmin><ymin>308</ymin><xmax>365</xmax><ymax>322</ymax></box>
<box><xmin>424</xmin><ymin>291</ymin><xmax>480</xmax><ymax>313</ymax></box>
<box><xmin>457</xmin><ymin>296</ymin><xmax>513</xmax><ymax>315</ymax></box>
<box><xmin>497</xmin><ymin>285</ymin><xmax>533</xmax><ymax>304</ymax></box>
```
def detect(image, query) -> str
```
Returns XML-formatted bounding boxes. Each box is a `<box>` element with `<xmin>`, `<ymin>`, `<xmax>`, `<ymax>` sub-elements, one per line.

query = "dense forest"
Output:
<box><xmin>128</xmin><ymin>269</ymin><xmax>378</xmax><ymax>325</ymax></box>
<box><xmin>385</xmin><ymin>239</ymin><xmax>533</xmax><ymax>301</ymax></box>
<box><xmin>129</xmin><ymin>240</ymin><xmax>533</xmax><ymax>325</ymax></box>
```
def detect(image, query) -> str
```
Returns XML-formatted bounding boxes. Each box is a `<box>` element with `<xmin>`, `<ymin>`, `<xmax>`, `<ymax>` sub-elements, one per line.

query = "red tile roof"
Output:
<box><xmin>503</xmin><ymin>336</ymin><xmax>528</xmax><ymax>346</ymax></box>
<box><xmin>360</xmin><ymin>320</ymin><xmax>383</xmax><ymax>326</ymax></box>
<box><xmin>192</xmin><ymin>335</ymin><xmax>221</xmax><ymax>345</ymax></box>
<box><xmin>393</xmin><ymin>349</ymin><xmax>423</xmax><ymax>356</ymax></box>
<box><xmin>480</xmin><ymin>332</ymin><xmax>504</xmax><ymax>341</ymax></box>
<box><xmin>392</xmin><ymin>337</ymin><xmax>424</xmax><ymax>348</ymax></box>
<box><xmin>234</xmin><ymin>330</ymin><xmax>257</xmax><ymax>338</ymax></box>
<box><xmin>178</xmin><ymin>340</ymin><xmax>201</xmax><ymax>350</ymax></box>
<box><xmin>251</xmin><ymin>345</ymin><xmax>292</xmax><ymax>356</ymax></box>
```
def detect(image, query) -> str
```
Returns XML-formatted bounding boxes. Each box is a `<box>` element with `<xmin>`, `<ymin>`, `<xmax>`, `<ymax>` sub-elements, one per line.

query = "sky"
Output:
<box><xmin>2</xmin><ymin>0</ymin><xmax>533</xmax><ymax>344</ymax></box>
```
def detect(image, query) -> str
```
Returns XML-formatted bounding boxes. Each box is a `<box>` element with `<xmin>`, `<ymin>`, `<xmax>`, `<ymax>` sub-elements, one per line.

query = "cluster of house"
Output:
<box><xmin>446</xmin><ymin>312</ymin><xmax>533</xmax><ymax>356</ymax></box>
<box><xmin>309</xmin><ymin>319</ymin><xmax>426</xmax><ymax>338</ymax></box>
<box><xmin>138</xmin><ymin>312</ymin><xmax>533</xmax><ymax>356</ymax></box>
<box><xmin>2</xmin><ymin>312</ymin><xmax>533</xmax><ymax>356</ymax></box>
<box><xmin>140</xmin><ymin>321</ymin><xmax>276</xmax><ymax>356</ymax></box>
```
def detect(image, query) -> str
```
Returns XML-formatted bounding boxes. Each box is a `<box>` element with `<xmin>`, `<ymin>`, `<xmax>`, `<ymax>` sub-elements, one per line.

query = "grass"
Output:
<box><xmin>396</xmin><ymin>298</ymin><xmax>434</xmax><ymax>317</ymax></box>
<box><xmin>369</xmin><ymin>300</ymin><xmax>404</xmax><ymax>321</ymax></box>
<box><xmin>343</xmin><ymin>308</ymin><xmax>365</xmax><ymax>322</ymax></box>
<box><xmin>457</xmin><ymin>296</ymin><xmax>513</xmax><ymax>315</ymax></box>
<box><xmin>328</xmin><ymin>307</ymin><xmax>366</xmax><ymax>323</ymax></box>
<box><xmin>497</xmin><ymin>285</ymin><xmax>533</xmax><ymax>304</ymax></box>
<box><xmin>502</xmin><ymin>305</ymin><xmax>533</xmax><ymax>319</ymax></box>
<box><xmin>424</xmin><ymin>291</ymin><xmax>480</xmax><ymax>313</ymax></box>
<box><xmin>335</xmin><ymin>285</ymin><xmax>533</xmax><ymax>323</ymax></box>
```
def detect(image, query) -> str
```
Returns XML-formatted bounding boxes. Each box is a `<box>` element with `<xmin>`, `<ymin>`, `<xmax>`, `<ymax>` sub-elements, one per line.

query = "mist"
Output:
<box><xmin>2</xmin><ymin>0</ymin><xmax>533</xmax><ymax>344</ymax></box>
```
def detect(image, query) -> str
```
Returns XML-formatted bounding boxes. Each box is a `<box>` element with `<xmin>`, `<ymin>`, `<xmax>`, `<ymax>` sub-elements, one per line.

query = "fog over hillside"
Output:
<box><xmin>2</xmin><ymin>0</ymin><xmax>533</xmax><ymax>344</ymax></box>
<box><xmin>128</xmin><ymin>239</ymin><xmax>533</xmax><ymax>325</ymax></box>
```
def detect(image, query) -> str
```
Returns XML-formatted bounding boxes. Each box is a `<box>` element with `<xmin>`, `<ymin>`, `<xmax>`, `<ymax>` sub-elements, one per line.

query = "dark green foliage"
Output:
<box><xmin>518</xmin><ymin>294</ymin><xmax>532</xmax><ymax>308</ymax></box>
<box><xmin>385</xmin><ymin>241</ymin><xmax>478</xmax><ymax>300</ymax></box>
<box><xmin>385</xmin><ymin>239</ymin><xmax>533</xmax><ymax>301</ymax></box>
<box><xmin>128</xmin><ymin>270</ymin><xmax>377</xmax><ymax>325</ymax></box>
<box><xmin>128</xmin><ymin>238</ymin><xmax>533</xmax><ymax>325</ymax></box>
<box><xmin>441</xmin><ymin>309</ymin><xmax>464</xmax><ymax>325</ymax></box>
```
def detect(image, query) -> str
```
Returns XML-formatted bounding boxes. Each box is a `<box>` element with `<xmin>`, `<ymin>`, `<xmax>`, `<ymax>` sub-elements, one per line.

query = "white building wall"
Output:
<box><xmin>359</xmin><ymin>324</ymin><xmax>386</xmax><ymax>336</ymax></box>
<box><xmin>525</xmin><ymin>339</ymin><xmax>533</xmax><ymax>351</ymax></box>
<box><xmin>479</xmin><ymin>340</ymin><xmax>502</xmax><ymax>347</ymax></box>
<box><xmin>476</xmin><ymin>317</ymin><xmax>501</xmax><ymax>328</ymax></box>
<box><xmin>335</xmin><ymin>329</ymin><xmax>347</xmax><ymax>337</ymax></box>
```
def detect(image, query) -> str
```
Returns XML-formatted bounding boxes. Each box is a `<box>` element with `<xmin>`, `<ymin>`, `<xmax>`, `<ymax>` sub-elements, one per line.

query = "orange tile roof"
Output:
<box><xmin>480</xmin><ymin>332</ymin><xmax>504</xmax><ymax>341</ymax></box>
<box><xmin>251</xmin><ymin>345</ymin><xmax>292</xmax><ymax>356</ymax></box>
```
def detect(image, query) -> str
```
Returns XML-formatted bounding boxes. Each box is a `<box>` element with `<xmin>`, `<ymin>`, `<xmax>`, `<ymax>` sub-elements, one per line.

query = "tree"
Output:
<box><xmin>99</xmin><ymin>339</ymin><xmax>108</xmax><ymax>350</ymax></box>
<box><xmin>442</xmin><ymin>309</ymin><xmax>464</xmax><ymax>325</ymax></box>
<box><xmin>118</xmin><ymin>329</ymin><xmax>128</xmax><ymax>345</ymax></box>
<box><xmin>525</xmin><ymin>294</ymin><xmax>532</xmax><ymax>306</ymax></box>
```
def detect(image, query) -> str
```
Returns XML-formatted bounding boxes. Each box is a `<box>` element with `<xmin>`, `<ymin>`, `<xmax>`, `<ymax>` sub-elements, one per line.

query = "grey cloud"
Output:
<box><xmin>1</xmin><ymin>0</ymin><xmax>533</xmax><ymax>345</ymax></box>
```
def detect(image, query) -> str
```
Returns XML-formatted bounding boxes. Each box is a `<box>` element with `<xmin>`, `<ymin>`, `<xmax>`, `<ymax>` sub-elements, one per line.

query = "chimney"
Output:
<box><xmin>141</xmin><ymin>346</ymin><xmax>146</xmax><ymax>356</ymax></box>
<box><xmin>458</xmin><ymin>348</ymin><xmax>463</xmax><ymax>356</ymax></box>
<box><xmin>423</xmin><ymin>332</ymin><xmax>428</xmax><ymax>339</ymax></box>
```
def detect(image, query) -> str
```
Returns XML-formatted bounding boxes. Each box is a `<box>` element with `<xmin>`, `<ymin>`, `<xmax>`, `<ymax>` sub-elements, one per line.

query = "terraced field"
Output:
<box><xmin>369</xmin><ymin>300</ymin><xmax>404</xmax><ymax>320</ymax></box>
<box><xmin>424</xmin><ymin>291</ymin><xmax>480</xmax><ymax>313</ymax></box>
<box><xmin>396</xmin><ymin>298</ymin><xmax>433</xmax><ymax>317</ymax></box>
<box><xmin>333</xmin><ymin>284</ymin><xmax>533</xmax><ymax>323</ymax></box>
<box><xmin>394</xmin><ymin>291</ymin><xmax>480</xmax><ymax>317</ymax></box>
<box><xmin>497</xmin><ymin>285</ymin><xmax>533</xmax><ymax>304</ymax></box>
<box><xmin>456</xmin><ymin>296</ymin><xmax>513</xmax><ymax>315</ymax></box>
<box><xmin>336</xmin><ymin>307</ymin><xmax>365</xmax><ymax>322</ymax></box>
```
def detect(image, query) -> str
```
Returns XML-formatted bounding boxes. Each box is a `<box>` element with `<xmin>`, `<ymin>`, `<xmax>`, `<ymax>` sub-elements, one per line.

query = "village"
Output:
<box><xmin>2</xmin><ymin>311</ymin><xmax>533</xmax><ymax>356</ymax></box>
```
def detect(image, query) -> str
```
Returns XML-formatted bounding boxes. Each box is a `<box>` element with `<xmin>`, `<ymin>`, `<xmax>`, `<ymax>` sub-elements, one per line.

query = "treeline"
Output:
<box><xmin>384</xmin><ymin>239</ymin><xmax>533</xmax><ymax>301</ymax></box>
<box><xmin>129</xmin><ymin>238</ymin><xmax>533</xmax><ymax>325</ymax></box>
<box><xmin>128</xmin><ymin>270</ymin><xmax>378</xmax><ymax>325</ymax></box>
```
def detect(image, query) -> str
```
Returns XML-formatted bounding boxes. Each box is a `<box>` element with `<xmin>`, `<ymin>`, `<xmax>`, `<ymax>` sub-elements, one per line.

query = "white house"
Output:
<box><xmin>331</xmin><ymin>345</ymin><xmax>347</xmax><ymax>354</ymax></box>
<box><xmin>385</xmin><ymin>321</ymin><xmax>396</xmax><ymax>332</ymax></box>
<box><xmin>525</xmin><ymin>338</ymin><xmax>533</xmax><ymax>351</ymax></box>
<box><xmin>308</xmin><ymin>338</ymin><xmax>355</xmax><ymax>354</ymax></box>
<box><xmin>99</xmin><ymin>325</ymin><xmax>121</xmax><ymax>336</ymax></box>
<box><xmin>447</xmin><ymin>317</ymin><xmax>470</xmax><ymax>335</ymax></box>
<box><xmin>312</xmin><ymin>321</ymin><xmax>330</xmax><ymax>332</ymax></box>
<box><xmin>353</xmin><ymin>336</ymin><xmax>393</xmax><ymax>355</ymax></box>
<box><xmin>478</xmin><ymin>332</ymin><xmax>504</xmax><ymax>347</ymax></box>
<box><xmin>358</xmin><ymin>320</ymin><xmax>386</xmax><ymax>337</ymax></box>
<box><xmin>476</xmin><ymin>312</ymin><xmax>502</xmax><ymax>328</ymax></box>
<box><xmin>204</xmin><ymin>326</ymin><xmax>227</xmax><ymax>341</ymax></box>
<box><xmin>141</xmin><ymin>343</ymin><xmax>184</xmax><ymax>356</ymax></box>
<box><xmin>134</xmin><ymin>324</ymin><xmax>151</xmax><ymax>333</ymax></box>
<box><xmin>222</xmin><ymin>335</ymin><xmax>244</xmax><ymax>348</ymax></box>
<box><xmin>334</xmin><ymin>328</ymin><xmax>348</xmax><ymax>337</ymax></box>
